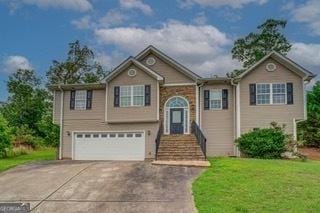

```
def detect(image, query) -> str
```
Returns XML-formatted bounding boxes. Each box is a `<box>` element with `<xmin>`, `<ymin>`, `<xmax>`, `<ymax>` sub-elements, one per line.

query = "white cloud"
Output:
<box><xmin>99</xmin><ymin>9</ymin><xmax>128</xmax><ymax>27</ymax></box>
<box><xmin>179</xmin><ymin>0</ymin><xmax>268</xmax><ymax>9</ymax></box>
<box><xmin>2</xmin><ymin>55</ymin><xmax>33</xmax><ymax>74</ymax></box>
<box><xmin>4</xmin><ymin>0</ymin><xmax>93</xmax><ymax>12</ymax></box>
<box><xmin>288</xmin><ymin>0</ymin><xmax>320</xmax><ymax>35</ymax></box>
<box><xmin>288</xmin><ymin>43</ymin><xmax>320</xmax><ymax>76</ymax></box>
<box><xmin>119</xmin><ymin>0</ymin><xmax>153</xmax><ymax>15</ymax></box>
<box><xmin>94</xmin><ymin>21</ymin><xmax>240</xmax><ymax>76</ymax></box>
<box><xmin>71</xmin><ymin>15</ymin><xmax>91</xmax><ymax>29</ymax></box>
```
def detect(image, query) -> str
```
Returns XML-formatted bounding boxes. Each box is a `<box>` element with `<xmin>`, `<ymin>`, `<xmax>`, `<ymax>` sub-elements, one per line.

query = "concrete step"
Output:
<box><xmin>157</xmin><ymin>156</ymin><xmax>206</xmax><ymax>161</ymax></box>
<box><xmin>158</xmin><ymin>151</ymin><xmax>204</xmax><ymax>155</ymax></box>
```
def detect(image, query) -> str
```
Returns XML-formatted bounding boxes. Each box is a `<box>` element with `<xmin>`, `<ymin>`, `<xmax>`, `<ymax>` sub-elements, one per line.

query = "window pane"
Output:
<box><xmin>273</xmin><ymin>94</ymin><xmax>286</xmax><ymax>104</ymax></box>
<box><xmin>133</xmin><ymin>96</ymin><xmax>144</xmax><ymax>106</ymax></box>
<box><xmin>120</xmin><ymin>86</ymin><xmax>131</xmax><ymax>96</ymax></box>
<box><xmin>257</xmin><ymin>84</ymin><xmax>270</xmax><ymax>94</ymax></box>
<box><xmin>272</xmin><ymin>84</ymin><xmax>286</xmax><ymax>93</ymax></box>
<box><xmin>210</xmin><ymin>90</ymin><xmax>222</xmax><ymax>100</ymax></box>
<box><xmin>257</xmin><ymin>94</ymin><xmax>270</xmax><ymax>104</ymax></box>
<box><xmin>133</xmin><ymin>85</ymin><xmax>144</xmax><ymax>96</ymax></box>
<box><xmin>210</xmin><ymin>100</ymin><xmax>221</xmax><ymax>109</ymax></box>
<box><xmin>120</xmin><ymin>97</ymin><xmax>131</xmax><ymax>107</ymax></box>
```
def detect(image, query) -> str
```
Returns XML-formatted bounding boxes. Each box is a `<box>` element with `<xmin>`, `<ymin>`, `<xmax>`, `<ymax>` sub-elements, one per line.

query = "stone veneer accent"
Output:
<box><xmin>159</xmin><ymin>85</ymin><xmax>196</xmax><ymax>133</ymax></box>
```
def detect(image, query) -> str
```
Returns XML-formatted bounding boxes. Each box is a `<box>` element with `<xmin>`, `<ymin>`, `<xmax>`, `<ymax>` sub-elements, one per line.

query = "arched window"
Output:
<box><xmin>164</xmin><ymin>96</ymin><xmax>189</xmax><ymax>134</ymax></box>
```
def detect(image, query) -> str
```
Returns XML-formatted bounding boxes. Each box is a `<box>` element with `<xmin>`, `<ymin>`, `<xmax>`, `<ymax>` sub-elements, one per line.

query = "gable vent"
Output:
<box><xmin>128</xmin><ymin>69</ymin><xmax>137</xmax><ymax>77</ymax></box>
<box><xmin>146</xmin><ymin>57</ymin><xmax>156</xmax><ymax>66</ymax></box>
<box><xmin>266</xmin><ymin>63</ymin><xmax>277</xmax><ymax>72</ymax></box>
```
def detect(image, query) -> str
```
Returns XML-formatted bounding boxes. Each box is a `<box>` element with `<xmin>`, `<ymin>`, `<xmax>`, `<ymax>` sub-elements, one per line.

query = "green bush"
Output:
<box><xmin>236</xmin><ymin>122</ymin><xmax>288</xmax><ymax>159</ymax></box>
<box><xmin>12</xmin><ymin>126</ymin><xmax>44</xmax><ymax>149</ymax></box>
<box><xmin>36</xmin><ymin>113</ymin><xmax>59</xmax><ymax>147</ymax></box>
<box><xmin>0</xmin><ymin>114</ymin><xmax>12</xmax><ymax>158</ymax></box>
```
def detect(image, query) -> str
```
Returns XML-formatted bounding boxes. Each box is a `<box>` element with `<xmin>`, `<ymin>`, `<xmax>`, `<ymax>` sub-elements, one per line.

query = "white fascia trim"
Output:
<box><xmin>58</xmin><ymin>87</ymin><xmax>64</xmax><ymax>160</ymax></box>
<box><xmin>196</xmin><ymin>85</ymin><xmax>199</xmax><ymax>124</ymax></box>
<box><xmin>157</xmin><ymin>81</ymin><xmax>160</xmax><ymax>120</ymax></box>
<box><xmin>162</xmin><ymin>83</ymin><xmax>197</xmax><ymax>87</ymax></box>
<box><xmin>105</xmin><ymin>83</ymin><xmax>108</xmax><ymax>122</ymax></box>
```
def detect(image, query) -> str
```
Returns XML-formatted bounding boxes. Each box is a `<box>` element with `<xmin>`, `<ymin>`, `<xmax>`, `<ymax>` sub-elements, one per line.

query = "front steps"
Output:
<box><xmin>157</xmin><ymin>134</ymin><xmax>206</xmax><ymax>161</ymax></box>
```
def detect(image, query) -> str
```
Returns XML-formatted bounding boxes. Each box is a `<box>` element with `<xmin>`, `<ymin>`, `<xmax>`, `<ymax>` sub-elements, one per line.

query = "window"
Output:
<box><xmin>210</xmin><ymin>90</ymin><xmax>222</xmax><ymax>109</ymax></box>
<box><xmin>272</xmin><ymin>84</ymin><xmax>286</xmax><ymax>104</ymax></box>
<box><xmin>257</xmin><ymin>84</ymin><xmax>270</xmax><ymax>104</ymax></box>
<box><xmin>257</xmin><ymin>83</ymin><xmax>286</xmax><ymax>105</ymax></box>
<box><xmin>93</xmin><ymin>134</ymin><xmax>99</xmax><ymax>138</ymax></box>
<box><xmin>85</xmin><ymin>134</ymin><xmax>91</xmax><ymax>138</ymax></box>
<box><xmin>135</xmin><ymin>133</ymin><xmax>142</xmax><ymax>137</ymax></box>
<box><xmin>76</xmin><ymin>134</ymin><xmax>83</xmax><ymax>138</ymax></box>
<box><xmin>75</xmin><ymin>90</ymin><xmax>87</xmax><ymax>110</ymax></box>
<box><xmin>101</xmin><ymin>134</ymin><xmax>108</xmax><ymax>138</ymax></box>
<box><xmin>120</xmin><ymin>85</ymin><xmax>144</xmax><ymax>107</ymax></box>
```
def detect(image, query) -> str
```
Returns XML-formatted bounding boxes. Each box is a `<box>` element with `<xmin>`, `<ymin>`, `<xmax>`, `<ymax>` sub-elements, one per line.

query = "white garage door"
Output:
<box><xmin>74</xmin><ymin>132</ymin><xmax>145</xmax><ymax>160</ymax></box>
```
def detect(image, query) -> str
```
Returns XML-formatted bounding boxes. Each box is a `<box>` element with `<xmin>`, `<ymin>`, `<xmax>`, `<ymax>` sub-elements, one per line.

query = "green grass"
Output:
<box><xmin>0</xmin><ymin>148</ymin><xmax>56</xmax><ymax>173</ymax></box>
<box><xmin>193</xmin><ymin>157</ymin><xmax>320</xmax><ymax>213</ymax></box>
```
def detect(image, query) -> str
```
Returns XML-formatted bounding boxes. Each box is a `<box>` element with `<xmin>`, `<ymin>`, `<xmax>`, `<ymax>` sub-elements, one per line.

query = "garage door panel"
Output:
<box><xmin>74</xmin><ymin>132</ymin><xmax>145</xmax><ymax>160</ymax></box>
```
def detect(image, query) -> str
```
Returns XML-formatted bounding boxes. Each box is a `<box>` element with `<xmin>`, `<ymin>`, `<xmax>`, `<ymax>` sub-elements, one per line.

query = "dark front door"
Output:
<box><xmin>170</xmin><ymin>108</ymin><xmax>184</xmax><ymax>134</ymax></box>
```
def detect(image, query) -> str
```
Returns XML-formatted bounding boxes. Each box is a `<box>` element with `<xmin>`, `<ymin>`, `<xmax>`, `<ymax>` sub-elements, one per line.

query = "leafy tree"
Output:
<box><xmin>1</xmin><ymin>69</ymin><xmax>49</xmax><ymax>132</ymax></box>
<box><xmin>298</xmin><ymin>82</ymin><xmax>320</xmax><ymax>147</ymax></box>
<box><xmin>0</xmin><ymin>113</ymin><xmax>12</xmax><ymax>158</ymax></box>
<box><xmin>228</xmin><ymin>19</ymin><xmax>292</xmax><ymax>77</ymax></box>
<box><xmin>46</xmin><ymin>40</ymin><xmax>108</xmax><ymax>84</ymax></box>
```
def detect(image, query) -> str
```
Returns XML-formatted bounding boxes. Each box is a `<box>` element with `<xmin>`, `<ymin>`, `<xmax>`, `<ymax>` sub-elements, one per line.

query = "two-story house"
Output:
<box><xmin>51</xmin><ymin>45</ymin><xmax>315</xmax><ymax>161</ymax></box>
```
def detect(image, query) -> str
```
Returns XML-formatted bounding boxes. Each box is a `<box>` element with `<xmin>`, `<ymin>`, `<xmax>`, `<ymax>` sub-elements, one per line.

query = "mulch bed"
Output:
<box><xmin>298</xmin><ymin>147</ymin><xmax>320</xmax><ymax>160</ymax></box>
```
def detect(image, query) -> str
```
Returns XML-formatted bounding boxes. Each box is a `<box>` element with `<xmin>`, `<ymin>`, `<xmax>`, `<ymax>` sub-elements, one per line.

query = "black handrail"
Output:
<box><xmin>155</xmin><ymin>122</ymin><xmax>163</xmax><ymax>160</ymax></box>
<box><xmin>191</xmin><ymin>121</ymin><xmax>207</xmax><ymax>159</ymax></box>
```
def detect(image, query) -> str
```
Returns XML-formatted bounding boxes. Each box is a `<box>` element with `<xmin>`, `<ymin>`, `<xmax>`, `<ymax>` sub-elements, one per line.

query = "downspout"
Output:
<box><xmin>231</xmin><ymin>78</ymin><xmax>240</xmax><ymax>156</ymax></box>
<box><xmin>58</xmin><ymin>86</ymin><xmax>64</xmax><ymax>160</ymax></box>
<box><xmin>198</xmin><ymin>82</ymin><xmax>205</xmax><ymax>128</ymax></box>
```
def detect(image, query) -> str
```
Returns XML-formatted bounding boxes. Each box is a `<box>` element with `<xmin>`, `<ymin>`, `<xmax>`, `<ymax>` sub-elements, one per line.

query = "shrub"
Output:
<box><xmin>5</xmin><ymin>147</ymin><xmax>31</xmax><ymax>158</ymax></box>
<box><xmin>12</xmin><ymin>125</ymin><xmax>44</xmax><ymax>149</ymax></box>
<box><xmin>236</xmin><ymin>122</ymin><xmax>288</xmax><ymax>159</ymax></box>
<box><xmin>0</xmin><ymin>114</ymin><xmax>12</xmax><ymax>158</ymax></box>
<box><xmin>36</xmin><ymin>113</ymin><xmax>59</xmax><ymax>147</ymax></box>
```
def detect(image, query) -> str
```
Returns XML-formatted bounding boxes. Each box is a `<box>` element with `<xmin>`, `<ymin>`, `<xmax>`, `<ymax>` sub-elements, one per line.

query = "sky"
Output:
<box><xmin>0</xmin><ymin>0</ymin><xmax>319</xmax><ymax>101</ymax></box>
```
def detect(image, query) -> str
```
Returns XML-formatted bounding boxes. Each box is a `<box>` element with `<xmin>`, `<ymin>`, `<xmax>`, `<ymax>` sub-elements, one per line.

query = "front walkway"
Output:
<box><xmin>0</xmin><ymin>161</ymin><xmax>203</xmax><ymax>212</ymax></box>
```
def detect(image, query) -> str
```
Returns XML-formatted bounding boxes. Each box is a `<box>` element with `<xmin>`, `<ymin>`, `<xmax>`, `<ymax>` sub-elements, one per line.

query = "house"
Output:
<box><xmin>51</xmin><ymin>45</ymin><xmax>315</xmax><ymax>161</ymax></box>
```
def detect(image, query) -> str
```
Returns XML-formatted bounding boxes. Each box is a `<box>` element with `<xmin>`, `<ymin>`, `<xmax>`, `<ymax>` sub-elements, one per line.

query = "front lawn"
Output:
<box><xmin>193</xmin><ymin>158</ymin><xmax>320</xmax><ymax>212</ymax></box>
<box><xmin>0</xmin><ymin>148</ymin><xmax>56</xmax><ymax>172</ymax></box>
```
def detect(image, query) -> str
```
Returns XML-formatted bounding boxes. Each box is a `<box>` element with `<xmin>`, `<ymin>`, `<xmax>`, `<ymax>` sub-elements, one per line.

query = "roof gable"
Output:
<box><xmin>135</xmin><ymin>45</ymin><xmax>201</xmax><ymax>81</ymax></box>
<box><xmin>236</xmin><ymin>51</ymin><xmax>316</xmax><ymax>81</ymax></box>
<box><xmin>103</xmin><ymin>57</ymin><xmax>164</xmax><ymax>83</ymax></box>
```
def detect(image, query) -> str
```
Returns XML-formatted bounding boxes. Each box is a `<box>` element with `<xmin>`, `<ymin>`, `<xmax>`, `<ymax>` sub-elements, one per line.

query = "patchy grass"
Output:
<box><xmin>193</xmin><ymin>157</ymin><xmax>320</xmax><ymax>212</ymax></box>
<box><xmin>0</xmin><ymin>148</ymin><xmax>56</xmax><ymax>172</ymax></box>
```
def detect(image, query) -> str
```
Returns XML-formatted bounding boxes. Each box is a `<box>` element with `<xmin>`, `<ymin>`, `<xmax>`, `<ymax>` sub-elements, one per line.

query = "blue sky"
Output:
<box><xmin>0</xmin><ymin>0</ymin><xmax>319</xmax><ymax>101</ymax></box>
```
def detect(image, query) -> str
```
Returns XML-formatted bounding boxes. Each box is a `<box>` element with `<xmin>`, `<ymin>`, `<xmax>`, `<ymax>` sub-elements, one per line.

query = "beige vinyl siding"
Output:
<box><xmin>53</xmin><ymin>91</ymin><xmax>61</xmax><ymax>124</ymax></box>
<box><xmin>201</xmin><ymin>84</ymin><xmax>235</xmax><ymax>156</ymax></box>
<box><xmin>141</xmin><ymin>53</ymin><xmax>194</xmax><ymax>84</ymax></box>
<box><xmin>240</xmin><ymin>58</ymin><xmax>304</xmax><ymax>135</ymax></box>
<box><xmin>107</xmin><ymin>64</ymin><xmax>158</xmax><ymax>122</ymax></box>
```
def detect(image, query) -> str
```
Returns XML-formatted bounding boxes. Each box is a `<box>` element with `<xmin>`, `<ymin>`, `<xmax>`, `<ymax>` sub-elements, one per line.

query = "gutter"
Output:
<box><xmin>58</xmin><ymin>86</ymin><xmax>64</xmax><ymax>160</ymax></box>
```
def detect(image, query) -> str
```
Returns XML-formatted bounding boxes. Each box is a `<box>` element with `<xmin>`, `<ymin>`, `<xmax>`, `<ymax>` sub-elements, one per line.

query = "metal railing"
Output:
<box><xmin>191</xmin><ymin>121</ymin><xmax>207</xmax><ymax>159</ymax></box>
<box><xmin>155</xmin><ymin>122</ymin><xmax>163</xmax><ymax>160</ymax></box>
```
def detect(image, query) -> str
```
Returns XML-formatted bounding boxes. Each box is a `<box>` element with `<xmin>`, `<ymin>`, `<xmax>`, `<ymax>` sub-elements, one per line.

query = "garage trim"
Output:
<box><xmin>71</xmin><ymin>130</ymin><xmax>146</xmax><ymax>160</ymax></box>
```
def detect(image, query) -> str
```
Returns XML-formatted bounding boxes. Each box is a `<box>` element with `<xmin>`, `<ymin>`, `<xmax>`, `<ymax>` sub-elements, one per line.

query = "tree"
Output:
<box><xmin>46</xmin><ymin>40</ymin><xmax>108</xmax><ymax>85</ymax></box>
<box><xmin>298</xmin><ymin>81</ymin><xmax>320</xmax><ymax>147</ymax></box>
<box><xmin>1</xmin><ymin>69</ymin><xmax>49</xmax><ymax>132</ymax></box>
<box><xmin>0</xmin><ymin>113</ymin><xmax>12</xmax><ymax>158</ymax></box>
<box><xmin>228</xmin><ymin>19</ymin><xmax>292</xmax><ymax>77</ymax></box>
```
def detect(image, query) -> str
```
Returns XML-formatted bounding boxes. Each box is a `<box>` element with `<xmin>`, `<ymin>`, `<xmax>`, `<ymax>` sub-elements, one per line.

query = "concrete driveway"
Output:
<box><xmin>0</xmin><ymin>161</ymin><xmax>203</xmax><ymax>213</ymax></box>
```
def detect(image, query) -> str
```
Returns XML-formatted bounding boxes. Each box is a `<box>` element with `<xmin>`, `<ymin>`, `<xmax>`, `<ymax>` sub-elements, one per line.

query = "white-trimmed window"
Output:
<box><xmin>75</xmin><ymin>90</ymin><xmax>87</xmax><ymax>110</ymax></box>
<box><xmin>120</xmin><ymin>85</ymin><xmax>144</xmax><ymax>107</ymax></box>
<box><xmin>210</xmin><ymin>89</ymin><xmax>222</xmax><ymax>109</ymax></box>
<box><xmin>257</xmin><ymin>83</ymin><xmax>286</xmax><ymax>105</ymax></box>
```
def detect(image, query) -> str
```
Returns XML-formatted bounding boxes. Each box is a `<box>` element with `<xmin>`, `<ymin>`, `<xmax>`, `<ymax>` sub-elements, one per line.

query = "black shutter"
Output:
<box><xmin>145</xmin><ymin>85</ymin><xmax>151</xmax><ymax>106</ymax></box>
<box><xmin>222</xmin><ymin>89</ymin><xmax>228</xmax><ymax>109</ymax></box>
<box><xmin>86</xmin><ymin>90</ymin><xmax>92</xmax><ymax>109</ymax></box>
<box><xmin>70</xmin><ymin>90</ymin><xmax>75</xmax><ymax>110</ymax></box>
<box><xmin>114</xmin><ymin>86</ymin><xmax>120</xmax><ymax>107</ymax></box>
<box><xmin>249</xmin><ymin>84</ymin><xmax>256</xmax><ymax>105</ymax></box>
<box><xmin>204</xmin><ymin>90</ymin><xmax>210</xmax><ymax>110</ymax></box>
<box><xmin>287</xmin><ymin>83</ymin><xmax>293</xmax><ymax>105</ymax></box>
